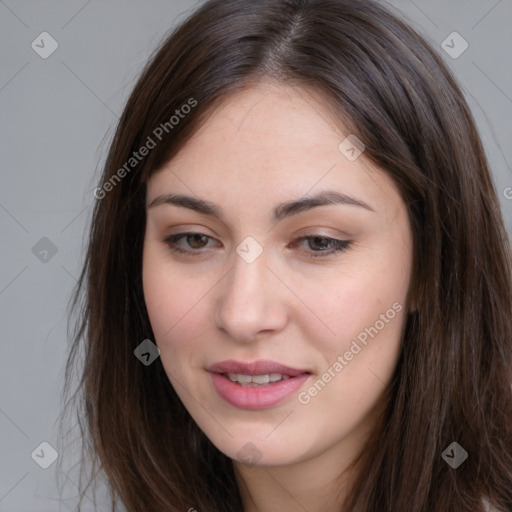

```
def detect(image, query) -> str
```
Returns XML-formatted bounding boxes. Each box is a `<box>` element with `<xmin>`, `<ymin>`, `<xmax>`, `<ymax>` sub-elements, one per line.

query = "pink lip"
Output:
<box><xmin>207</xmin><ymin>359</ymin><xmax>310</xmax><ymax>377</ymax></box>
<box><xmin>207</xmin><ymin>359</ymin><xmax>311</xmax><ymax>410</ymax></box>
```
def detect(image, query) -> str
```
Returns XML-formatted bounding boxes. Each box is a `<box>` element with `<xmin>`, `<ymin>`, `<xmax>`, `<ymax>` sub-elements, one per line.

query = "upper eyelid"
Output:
<box><xmin>165</xmin><ymin>231</ymin><xmax>345</xmax><ymax>243</ymax></box>
<box><xmin>162</xmin><ymin>222</ymin><xmax>352</xmax><ymax>238</ymax></box>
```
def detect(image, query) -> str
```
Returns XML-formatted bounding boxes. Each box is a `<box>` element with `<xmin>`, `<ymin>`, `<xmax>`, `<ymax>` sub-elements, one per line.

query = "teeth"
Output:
<box><xmin>225</xmin><ymin>373</ymin><xmax>292</xmax><ymax>385</ymax></box>
<box><xmin>237</xmin><ymin>373</ymin><xmax>252</xmax><ymax>384</ymax></box>
<box><xmin>252</xmin><ymin>374</ymin><xmax>270</xmax><ymax>384</ymax></box>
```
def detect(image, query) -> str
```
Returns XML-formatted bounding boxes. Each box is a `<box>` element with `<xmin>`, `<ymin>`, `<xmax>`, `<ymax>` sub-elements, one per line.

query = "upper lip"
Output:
<box><xmin>207</xmin><ymin>359</ymin><xmax>310</xmax><ymax>377</ymax></box>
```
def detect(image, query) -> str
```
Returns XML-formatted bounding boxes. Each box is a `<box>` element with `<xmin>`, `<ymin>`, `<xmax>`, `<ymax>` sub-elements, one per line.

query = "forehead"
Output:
<box><xmin>169</xmin><ymin>81</ymin><xmax>349</xmax><ymax>171</ymax></box>
<box><xmin>146</xmin><ymin>81</ymin><xmax>403</xmax><ymax>218</ymax></box>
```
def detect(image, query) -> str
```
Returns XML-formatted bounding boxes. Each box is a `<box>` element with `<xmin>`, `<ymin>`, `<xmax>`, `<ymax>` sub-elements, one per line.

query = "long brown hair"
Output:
<box><xmin>59</xmin><ymin>0</ymin><xmax>512</xmax><ymax>510</ymax></box>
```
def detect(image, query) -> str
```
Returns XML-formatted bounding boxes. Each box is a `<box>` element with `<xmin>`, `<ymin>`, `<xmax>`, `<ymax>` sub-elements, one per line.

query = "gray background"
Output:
<box><xmin>1</xmin><ymin>1</ymin><xmax>511</xmax><ymax>510</ymax></box>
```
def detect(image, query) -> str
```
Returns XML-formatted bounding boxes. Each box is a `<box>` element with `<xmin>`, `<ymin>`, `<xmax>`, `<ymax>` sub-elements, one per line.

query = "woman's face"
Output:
<box><xmin>143</xmin><ymin>81</ymin><xmax>413</xmax><ymax>469</ymax></box>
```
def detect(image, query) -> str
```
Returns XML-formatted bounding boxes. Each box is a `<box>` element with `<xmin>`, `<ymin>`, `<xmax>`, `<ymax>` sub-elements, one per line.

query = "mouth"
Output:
<box><xmin>221</xmin><ymin>372</ymin><xmax>294</xmax><ymax>386</ymax></box>
<box><xmin>207</xmin><ymin>360</ymin><xmax>312</xmax><ymax>409</ymax></box>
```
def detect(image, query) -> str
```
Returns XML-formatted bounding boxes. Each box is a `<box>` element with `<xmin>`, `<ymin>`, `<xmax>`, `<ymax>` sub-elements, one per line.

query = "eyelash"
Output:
<box><xmin>162</xmin><ymin>232</ymin><xmax>352</xmax><ymax>259</ymax></box>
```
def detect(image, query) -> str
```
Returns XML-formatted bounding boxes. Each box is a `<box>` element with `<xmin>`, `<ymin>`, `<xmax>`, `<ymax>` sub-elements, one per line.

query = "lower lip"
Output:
<box><xmin>210</xmin><ymin>372</ymin><xmax>310</xmax><ymax>409</ymax></box>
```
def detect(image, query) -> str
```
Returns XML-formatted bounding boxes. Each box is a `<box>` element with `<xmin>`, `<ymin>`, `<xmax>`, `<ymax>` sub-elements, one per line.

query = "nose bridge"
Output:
<box><xmin>214</xmin><ymin>241</ymin><xmax>286</xmax><ymax>340</ymax></box>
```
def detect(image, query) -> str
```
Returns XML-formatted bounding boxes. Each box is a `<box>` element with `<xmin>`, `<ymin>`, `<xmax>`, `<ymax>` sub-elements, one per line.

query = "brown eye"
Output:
<box><xmin>307</xmin><ymin>236</ymin><xmax>332</xmax><ymax>251</ymax></box>
<box><xmin>163</xmin><ymin>232</ymin><xmax>216</xmax><ymax>254</ymax></box>
<box><xmin>186</xmin><ymin>233</ymin><xmax>209</xmax><ymax>249</ymax></box>
<box><xmin>290</xmin><ymin>235</ymin><xmax>352</xmax><ymax>258</ymax></box>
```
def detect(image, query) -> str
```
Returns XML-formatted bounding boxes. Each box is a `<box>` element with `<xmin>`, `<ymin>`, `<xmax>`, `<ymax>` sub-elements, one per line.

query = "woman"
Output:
<box><xmin>60</xmin><ymin>0</ymin><xmax>512</xmax><ymax>510</ymax></box>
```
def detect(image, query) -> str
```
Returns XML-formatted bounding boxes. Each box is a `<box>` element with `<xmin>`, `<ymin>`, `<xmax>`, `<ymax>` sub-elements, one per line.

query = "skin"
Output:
<box><xmin>142</xmin><ymin>80</ymin><xmax>413</xmax><ymax>512</ymax></box>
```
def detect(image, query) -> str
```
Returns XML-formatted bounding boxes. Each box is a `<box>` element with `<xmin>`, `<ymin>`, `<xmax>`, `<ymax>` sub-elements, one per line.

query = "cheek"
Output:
<box><xmin>306</xmin><ymin>286</ymin><xmax>404</xmax><ymax>391</ymax></box>
<box><xmin>308</xmin><ymin>236</ymin><xmax>411</xmax><ymax>371</ymax></box>
<box><xmin>142</xmin><ymin>244</ymin><xmax>215</xmax><ymax>376</ymax></box>
<box><xmin>297</xmin><ymin>274</ymin><xmax>407</xmax><ymax>429</ymax></box>
<box><xmin>142</xmin><ymin>246</ymin><xmax>191</xmax><ymax>347</ymax></box>
<box><xmin>317</xmin><ymin>266</ymin><xmax>408</xmax><ymax>341</ymax></box>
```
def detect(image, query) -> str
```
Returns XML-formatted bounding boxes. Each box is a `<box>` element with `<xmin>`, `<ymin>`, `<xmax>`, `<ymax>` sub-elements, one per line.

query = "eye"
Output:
<box><xmin>163</xmin><ymin>232</ymin><xmax>217</xmax><ymax>254</ymax></box>
<box><xmin>289</xmin><ymin>234</ymin><xmax>352</xmax><ymax>258</ymax></box>
<box><xmin>162</xmin><ymin>232</ymin><xmax>352</xmax><ymax>258</ymax></box>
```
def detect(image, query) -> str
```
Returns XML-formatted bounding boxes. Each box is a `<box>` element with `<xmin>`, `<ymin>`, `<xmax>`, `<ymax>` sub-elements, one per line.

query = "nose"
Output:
<box><xmin>213</xmin><ymin>247</ymin><xmax>288</xmax><ymax>343</ymax></box>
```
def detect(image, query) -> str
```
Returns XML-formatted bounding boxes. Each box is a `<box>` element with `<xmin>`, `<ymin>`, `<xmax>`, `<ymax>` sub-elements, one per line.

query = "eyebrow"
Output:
<box><xmin>147</xmin><ymin>189</ymin><xmax>375</xmax><ymax>222</ymax></box>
